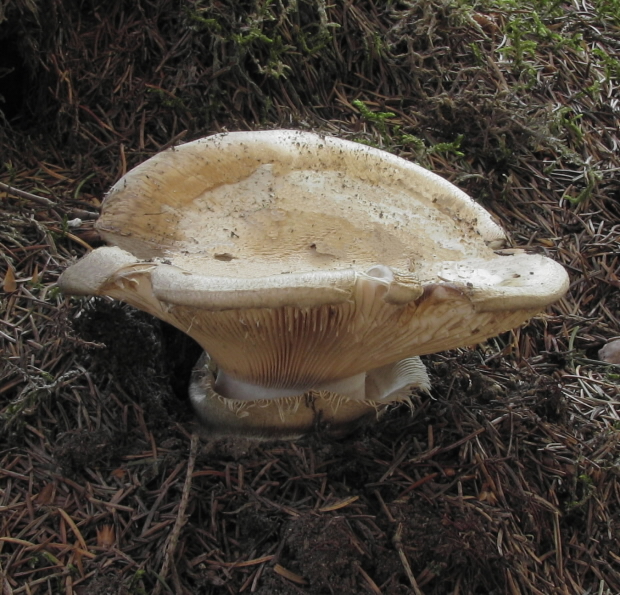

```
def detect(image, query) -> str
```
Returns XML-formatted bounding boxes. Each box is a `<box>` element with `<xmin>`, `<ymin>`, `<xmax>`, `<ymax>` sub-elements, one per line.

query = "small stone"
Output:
<box><xmin>599</xmin><ymin>339</ymin><xmax>620</xmax><ymax>364</ymax></box>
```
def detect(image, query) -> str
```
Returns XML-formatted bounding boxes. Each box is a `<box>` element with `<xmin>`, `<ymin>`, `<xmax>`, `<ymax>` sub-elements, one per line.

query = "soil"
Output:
<box><xmin>1</xmin><ymin>1</ymin><xmax>619</xmax><ymax>594</ymax></box>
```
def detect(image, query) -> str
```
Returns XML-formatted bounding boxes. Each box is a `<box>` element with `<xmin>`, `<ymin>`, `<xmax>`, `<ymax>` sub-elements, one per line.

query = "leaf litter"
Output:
<box><xmin>1</xmin><ymin>0</ymin><xmax>619</xmax><ymax>593</ymax></box>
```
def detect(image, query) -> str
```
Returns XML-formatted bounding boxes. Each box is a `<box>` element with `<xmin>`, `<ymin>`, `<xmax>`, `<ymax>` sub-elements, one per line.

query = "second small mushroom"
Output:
<box><xmin>59</xmin><ymin>130</ymin><xmax>569</xmax><ymax>438</ymax></box>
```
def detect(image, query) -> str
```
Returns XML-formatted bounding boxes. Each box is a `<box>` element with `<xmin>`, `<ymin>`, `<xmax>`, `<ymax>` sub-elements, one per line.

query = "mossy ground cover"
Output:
<box><xmin>1</xmin><ymin>1</ymin><xmax>619</xmax><ymax>593</ymax></box>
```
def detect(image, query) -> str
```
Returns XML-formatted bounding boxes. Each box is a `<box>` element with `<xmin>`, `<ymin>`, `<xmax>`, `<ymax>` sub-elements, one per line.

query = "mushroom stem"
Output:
<box><xmin>212</xmin><ymin>356</ymin><xmax>430</xmax><ymax>402</ymax></box>
<box><xmin>214</xmin><ymin>369</ymin><xmax>368</xmax><ymax>401</ymax></box>
<box><xmin>190</xmin><ymin>353</ymin><xmax>432</xmax><ymax>438</ymax></box>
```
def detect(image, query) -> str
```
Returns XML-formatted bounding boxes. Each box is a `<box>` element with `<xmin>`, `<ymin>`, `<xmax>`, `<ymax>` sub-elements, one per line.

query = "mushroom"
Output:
<box><xmin>59</xmin><ymin>130</ymin><xmax>569</xmax><ymax>438</ymax></box>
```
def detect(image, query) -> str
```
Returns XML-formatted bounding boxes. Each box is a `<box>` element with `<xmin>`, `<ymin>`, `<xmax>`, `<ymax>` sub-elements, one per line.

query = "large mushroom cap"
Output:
<box><xmin>95</xmin><ymin>130</ymin><xmax>508</xmax><ymax>284</ymax></box>
<box><xmin>59</xmin><ymin>130</ymin><xmax>569</xmax><ymax>402</ymax></box>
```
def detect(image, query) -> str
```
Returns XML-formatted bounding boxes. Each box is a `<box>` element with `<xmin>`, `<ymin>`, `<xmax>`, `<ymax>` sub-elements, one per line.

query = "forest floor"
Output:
<box><xmin>1</xmin><ymin>1</ymin><xmax>619</xmax><ymax>593</ymax></box>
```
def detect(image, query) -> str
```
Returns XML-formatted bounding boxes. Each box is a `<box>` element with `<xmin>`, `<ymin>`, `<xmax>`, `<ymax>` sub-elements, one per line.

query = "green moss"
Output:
<box><xmin>430</xmin><ymin>134</ymin><xmax>465</xmax><ymax>157</ymax></box>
